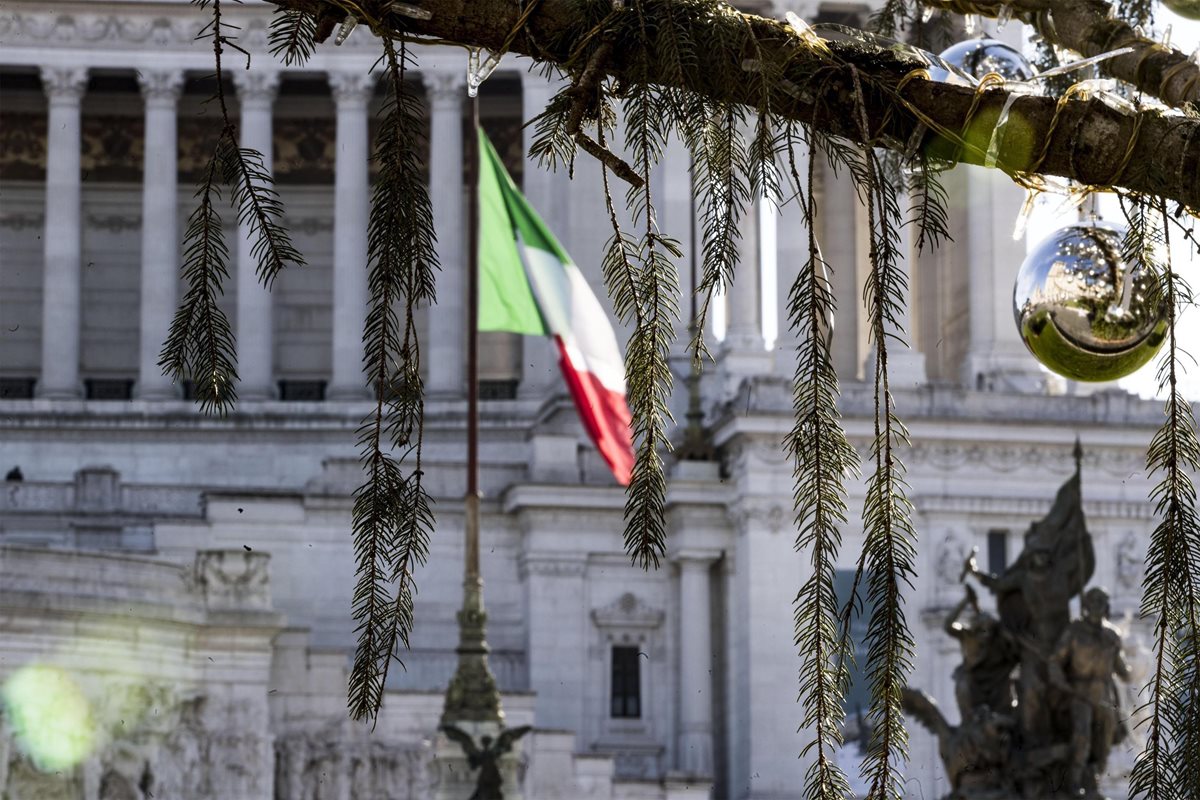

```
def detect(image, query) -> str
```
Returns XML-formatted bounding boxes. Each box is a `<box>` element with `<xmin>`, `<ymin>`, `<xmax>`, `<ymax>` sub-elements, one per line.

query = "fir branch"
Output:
<box><xmin>786</xmin><ymin>125</ymin><xmax>858</xmax><ymax>800</ymax></box>
<box><xmin>159</xmin><ymin>143</ymin><xmax>239</xmax><ymax>414</ymax></box>
<box><xmin>348</xmin><ymin>36</ymin><xmax>437</xmax><ymax>722</ymax></box>
<box><xmin>905</xmin><ymin>157</ymin><xmax>951</xmax><ymax>255</ymax></box>
<box><xmin>219</xmin><ymin>137</ymin><xmax>306</xmax><ymax>288</ymax></box>
<box><xmin>615</xmin><ymin>75</ymin><xmax>681</xmax><ymax>569</ymax></box>
<box><xmin>852</xmin><ymin>71</ymin><xmax>917</xmax><ymax>800</ymax></box>
<box><xmin>690</xmin><ymin>104</ymin><xmax>750</xmax><ymax>365</ymax></box>
<box><xmin>1128</xmin><ymin>192</ymin><xmax>1200</xmax><ymax>800</ymax></box>
<box><xmin>268</xmin><ymin>6</ymin><xmax>318</xmax><ymax>67</ymax></box>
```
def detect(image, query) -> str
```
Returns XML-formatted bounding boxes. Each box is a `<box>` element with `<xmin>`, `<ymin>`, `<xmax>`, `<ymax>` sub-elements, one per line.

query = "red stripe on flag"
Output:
<box><xmin>554</xmin><ymin>336</ymin><xmax>635</xmax><ymax>486</ymax></box>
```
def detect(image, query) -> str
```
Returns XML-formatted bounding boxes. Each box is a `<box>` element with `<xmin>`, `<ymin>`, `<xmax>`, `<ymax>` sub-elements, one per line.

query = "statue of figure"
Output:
<box><xmin>901</xmin><ymin>688</ymin><xmax>1016</xmax><ymax>798</ymax></box>
<box><xmin>441</xmin><ymin>725</ymin><xmax>531</xmax><ymax>800</ymax></box>
<box><xmin>944</xmin><ymin>584</ymin><xmax>1017</xmax><ymax>717</ymax></box>
<box><xmin>1048</xmin><ymin>587</ymin><xmax>1131</xmax><ymax>799</ymax></box>
<box><xmin>967</xmin><ymin>447</ymin><xmax>1094</xmax><ymax>746</ymax></box>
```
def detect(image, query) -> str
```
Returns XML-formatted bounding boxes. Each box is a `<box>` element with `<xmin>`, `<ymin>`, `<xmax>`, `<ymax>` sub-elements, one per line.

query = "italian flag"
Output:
<box><xmin>476</xmin><ymin>131</ymin><xmax>635</xmax><ymax>486</ymax></box>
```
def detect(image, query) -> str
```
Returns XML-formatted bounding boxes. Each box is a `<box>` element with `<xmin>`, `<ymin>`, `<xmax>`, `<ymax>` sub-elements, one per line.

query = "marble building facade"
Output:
<box><xmin>0</xmin><ymin>1</ymin><xmax>1161</xmax><ymax>798</ymax></box>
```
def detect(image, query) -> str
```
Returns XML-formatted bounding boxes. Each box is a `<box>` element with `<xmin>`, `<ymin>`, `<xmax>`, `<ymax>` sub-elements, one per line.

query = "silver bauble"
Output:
<box><xmin>1162</xmin><ymin>0</ymin><xmax>1200</xmax><ymax>19</ymax></box>
<box><xmin>1013</xmin><ymin>223</ymin><xmax>1167</xmax><ymax>382</ymax></box>
<box><xmin>936</xmin><ymin>36</ymin><xmax>1035</xmax><ymax>82</ymax></box>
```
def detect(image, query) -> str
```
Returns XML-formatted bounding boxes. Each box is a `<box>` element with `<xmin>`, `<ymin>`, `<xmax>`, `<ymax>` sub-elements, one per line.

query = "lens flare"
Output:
<box><xmin>2</xmin><ymin>665</ymin><xmax>97</xmax><ymax>771</ymax></box>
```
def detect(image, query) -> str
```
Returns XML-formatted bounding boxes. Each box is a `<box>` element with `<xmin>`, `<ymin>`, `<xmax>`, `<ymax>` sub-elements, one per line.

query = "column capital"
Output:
<box><xmin>232</xmin><ymin>69</ymin><xmax>280</xmax><ymax>105</ymax></box>
<box><xmin>138</xmin><ymin>69</ymin><xmax>185</xmax><ymax>105</ymax></box>
<box><xmin>41</xmin><ymin>66</ymin><xmax>88</xmax><ymax>102</ymax></box>
<box><xmin>423</xmin><ymin>69</ymin><xmax>465</xmax><ymax>107</ymax></box>
<box><xmin>328</xmin><ymin>70</ymin><xmax>376</xmax><ymax>106</ymax></box>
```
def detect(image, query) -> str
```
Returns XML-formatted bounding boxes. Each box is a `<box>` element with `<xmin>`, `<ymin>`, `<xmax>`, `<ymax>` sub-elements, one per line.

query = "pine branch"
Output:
<box><xmin>1128</xmin><ymin>194</ymin><xmax>1200</xmax><ymax>800</ymax></box>
<box><xmin>268</xmin><ymin>6</ymin><xmax>318</xmax><ymax>66</ymax></box>
<box><xmin>347</xmin><ymin>36</ymin><xmax>438</xmax><ymax>722</ymax></box>
<box><xmin>159</xmin><ymin>143</ymin><xmax>239</xmax><ymax>413</ymax></box>
<box><xmin>852</xmin><ymin>72</ymin><xmax>917</xmax><ymax>800</ymax></box>
<box><xmin>787</xmin><ymin>126</ymin><xmax>858</xmax><ymax>800</ymax></box>
<box><xmin>218</xmin><ymin>136</ymin><xmax>306</xmax><ymax>288</ymax></box>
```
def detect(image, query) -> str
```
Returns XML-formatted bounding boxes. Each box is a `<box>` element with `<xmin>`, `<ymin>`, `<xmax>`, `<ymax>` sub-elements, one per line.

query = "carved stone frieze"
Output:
<box><xmin>591</xmin><ymin>592</ymin><xmax>665</xmax><ymax>630</ymax></box>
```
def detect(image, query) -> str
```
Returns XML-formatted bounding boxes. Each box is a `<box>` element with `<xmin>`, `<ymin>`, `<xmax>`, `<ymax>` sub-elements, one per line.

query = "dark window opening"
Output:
<box><xmin>479</xmin><ymin>379</ymin><xmax>519</xmax><ymax>401</ymax></box>
<box><xmin>85</xmin><ymin>379</ymin><xmax>134</xmax><ymax>400</ymax></box>
<box><xmin>611</xmin><ymin>645</ymin><xmax>642</xmax><ymax>719</ymax></box>
<box><xmin>278</xmin><ymin>380</ymin><xmax>326</xmax><ymax>402</ymax></box>
<box><xmin>835</xmin><ymin>569</ymin><xmax>876</xmax><ymax>715</ymax></box>
<box><xmin>0</xmin><ymin>378</ymin><xmax>36</xmax><ymax>399</ymax></box>
<box><xmin>987</xmin><ymin>529</ymin><xmax>1009</xmax><ymax>575</ymax></box>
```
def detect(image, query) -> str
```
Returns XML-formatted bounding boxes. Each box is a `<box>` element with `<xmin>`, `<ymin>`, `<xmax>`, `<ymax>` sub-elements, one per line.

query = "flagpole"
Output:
<box><xmin>442</xmin><ymin>91</ymin><xmax>503</xmax><ymax>727</ymax></box>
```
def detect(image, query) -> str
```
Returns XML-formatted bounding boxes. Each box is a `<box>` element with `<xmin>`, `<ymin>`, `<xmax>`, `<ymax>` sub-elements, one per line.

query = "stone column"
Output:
<box><xmin>38</xmin><ymin>66</ymin><xmax>88</xmax><ymax>399</ymax></box>
<box><xmin>676</xmin><ymin>553</ymin><xmax>715</xmax><ymax>778</ymax></box>
<box><xmin>232</xmin><ymin>70</ymin><xmax>280</xmax><ymax>400</ymax></box>
<box><xmin>717</xmin><ymin>196</ymin><xmax>772</xmax><ymax>395</ymax></box>
<box><xmin>519</xmin><ymin>71</ymin><xmax>569</xmax><ymax>399</ymax></box>
<box><xmin>326</xmin><ymin>71</ymin><xmax>375</xmax><ymax>401</ymax></box>
<box><xmin>136</xmin><ymin>69</ymin><xmax>185</xmax><ymax>400</ymax></box>
<box><xmin>424</xmin><ymin>69</ymin><xmax>466</xmax><ymax>398</ymax></box>
<box><xmin>820</xmin><ymin>156</ymin><xmax>862</xmax><ymax>381</ymax></box>
<box><xmin>724</xmin><ymin>198</ymin><xmax>763</xmax><ymax>352</ymax></box>
<box><xmin>960</xmin><ymin>165</ymin><xmax>1043</xmax><ymax>391</ymax></box>
<box><xmin>726</xmin><ymin>492</ymin><xmax>811</xmax><ymax>798</ymax></box>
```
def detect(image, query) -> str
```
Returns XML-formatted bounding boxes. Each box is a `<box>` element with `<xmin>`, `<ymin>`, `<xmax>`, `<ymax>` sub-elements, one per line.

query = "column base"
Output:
<box><xmin>863</xmin><ymin>347</ymin><xmax>926</xmax><ymax>391</ymax></box>
<box><xmin>237</xmin><ymin>384</ymin><xmax>276</xmax><ymax>402</ymax></box>
<box><xmin>135</xmin><ymin>383</ymin><xmax>179</xmax><ymax>401</ymax></box>
<box><xmin>325</xmin><ymin>384</ymin><xmax>372</xmax><ymax>402</ymax></box>
<box><xmin>676</xmin><ymin>730</ymin><xmax>714</xmax><ymax>780</ymax></box>
<box><xmin>37</xmin><ymin>385</ymin><xmax>81</xmax><ymax>400</ymax></box>
<box><xmin>963</xmin><ymin>348</ymin><xmax>1050</xmax><ymax>394</ymax></box>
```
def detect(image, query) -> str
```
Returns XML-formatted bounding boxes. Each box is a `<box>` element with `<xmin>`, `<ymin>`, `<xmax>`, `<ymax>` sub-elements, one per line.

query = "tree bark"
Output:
<box><xmin>269</xmin><ymin>0</ymin><xmax>1200</xmax><ymax>210</ymax></box>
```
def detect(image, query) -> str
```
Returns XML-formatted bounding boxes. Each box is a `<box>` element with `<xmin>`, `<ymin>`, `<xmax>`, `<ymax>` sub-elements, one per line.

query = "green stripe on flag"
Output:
<box><xmin>477</xmin><ymin>131</ymin><xmax>548</xmax><ymax>335</ymax></box>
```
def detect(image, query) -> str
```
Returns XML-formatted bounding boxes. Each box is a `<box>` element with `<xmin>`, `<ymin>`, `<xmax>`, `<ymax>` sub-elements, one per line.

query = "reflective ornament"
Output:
<box><xmin>1013</xmin><ymin>223</ymin><xmax>1167</xmax><ymax>382</ymax></box>
<box><xmin>1162</xmin><ymin>0</ymin><xmax>1200</xmax><ymax>20</ymax></box>
<box><xmin>936</xmin><ymin>36</ymin><xmax>1035</xmax><ymax>82</ymax></box>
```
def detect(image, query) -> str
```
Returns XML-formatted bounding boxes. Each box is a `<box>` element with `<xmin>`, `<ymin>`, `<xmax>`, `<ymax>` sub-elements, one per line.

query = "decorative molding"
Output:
<box><xmin>87</xmin><ymin>213</ymin><xmax>142</xmax><ymax>233</ymax></box>
<box><xmin>285</xmin><ymin>216</ymin><xmax>334</xmax><ymax>236</ymax></box>
<box><xmin>137</xmin><ymin>68</ymin><xmax>185</xmax><ymax>103</ymax></box>
<box><xmin>591</xmin><ymin>592</ymin><xmax>665</xmax><ymax>630</ymax></box>
<box><xmin>0</xmin><ymin>212</ymin><xmax>44</xmax><ymax>231</ymax></box>
<box><xmin>328</xmin><ymin>70</ymin><xmax>377</xmax><ymax>105</ymax></box>
<box><xmin>912</xmin><ymin>493</ymin><xmax>1155</xmax><ymax>521</ymax></box>
<box><xmin>518</xmin><ymin>554</ymin><xmax>587</xmax><ymax>579</ymax></box>
<box><xmin>40</xmin><ymin>65</ymin><xmax>88</xmax><ymax>101</ymax></box>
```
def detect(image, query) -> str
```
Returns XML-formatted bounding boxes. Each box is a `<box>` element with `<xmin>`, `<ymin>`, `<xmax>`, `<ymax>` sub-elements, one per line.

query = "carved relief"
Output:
<box><xmin>193</xmin><ymin>550</ymin><xmax>271</xmax><ymax>611</ymax></box>
<box><xmin>274</xmin><ymin>728</ymin><xmax>434</xmax><ymax>800</ymax></box>
<box><xmin>1115</xmin><ymin>531</ymin><xmax>1145</xmax><ymax>590</ymax></box>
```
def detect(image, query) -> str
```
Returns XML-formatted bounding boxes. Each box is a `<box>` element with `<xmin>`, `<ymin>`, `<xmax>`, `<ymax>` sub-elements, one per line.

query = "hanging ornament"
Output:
<box><xmin>1162</xmin><ymin>0</ymin><xmax>1200</xmax><ymax>20</ymax></box>
<box><xmin>937</xmin><ymin>36</ymin><xmax>1035</xmax><ymax>81</ymax></box>
<box><xmin>1013</xmin><ymin>223</ymin><xmax>1167</xmax><ymax>382</ymax></box>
